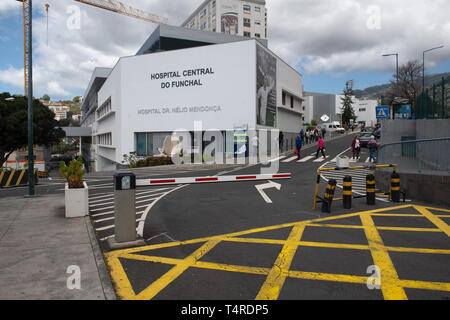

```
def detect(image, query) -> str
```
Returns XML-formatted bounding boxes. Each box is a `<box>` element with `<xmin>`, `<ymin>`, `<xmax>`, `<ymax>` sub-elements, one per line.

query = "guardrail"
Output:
<box><xmin>378</xmin><ymin>137</ymin><xmax>450</xmax><ymax>173</ymax></box>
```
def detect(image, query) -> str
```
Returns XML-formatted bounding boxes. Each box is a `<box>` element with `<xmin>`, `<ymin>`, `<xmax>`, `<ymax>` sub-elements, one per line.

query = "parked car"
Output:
<box><xmin>360</xmin><ymin>132</ymin><xmax>373</xmax><ymax>148</ymax></box>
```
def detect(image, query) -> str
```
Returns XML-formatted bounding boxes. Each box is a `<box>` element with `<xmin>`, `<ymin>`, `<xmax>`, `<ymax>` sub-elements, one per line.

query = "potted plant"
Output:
<box><xmin>336</xmin><ymin>155</ymin><xmax>350</xmax><ymax>168</ymax></box>
<box><xmin>60</xmin><ymin>157</ymin><xmax>88</xmax><ymax>218</ymax></box>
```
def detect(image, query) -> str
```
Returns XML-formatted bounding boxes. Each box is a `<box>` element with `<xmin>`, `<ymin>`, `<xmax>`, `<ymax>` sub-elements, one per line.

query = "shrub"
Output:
<box><xmin>59</xmin><ymin>157</ymin><xmax>86</xmax><ymax>189</ymax></box>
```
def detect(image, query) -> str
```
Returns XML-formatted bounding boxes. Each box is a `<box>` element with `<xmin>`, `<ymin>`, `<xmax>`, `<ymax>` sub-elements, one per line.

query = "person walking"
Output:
<box><xmin>321</xmin><ymin>126</ymin><xmax>327</xmax><ymax>139</ymax></box>
<box><xmin>279</xmin><ymin>131</ymin><xmax>284</xmax><ymax>152</ymax></box>
<box><xmin>368</xmin><ymin>135</ymin><xmax>378</xmax><ymax>163</ymax></box>
<box><xmin>300</xmin><ymin>129</ymin><xmax>305</xmax><ymax>143</ymax></box>
<box><xmin>351</xmin><ymin>135</ymin><xmax>361</xmax><ymax>160</ymax></box>
<box><xmin>305</xmin><ymin>130</ymin><xmax>310</xmax><ymax>145</ymax></box>
<box><xmin>313</xmin><ymin>127</ymin><xmax>319</xmax><ymax>142</ymax></box>
<box><xmin>316</xmin><ymin>136</ymin><xmax>326</xmax><ymax>159</ymax></box>
<box><xmin>296</xmin><ymin>135</ymin><xmax>303</xmax><ymax>160</ymax></box>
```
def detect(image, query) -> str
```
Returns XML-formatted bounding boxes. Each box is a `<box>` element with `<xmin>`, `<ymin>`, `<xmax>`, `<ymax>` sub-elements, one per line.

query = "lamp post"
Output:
<box><xmin>382</xmin><ymin>53</ymin><xmax>399</xmax><ymax>98</ymax></box>
<box><xmin>423</xmin><ymin>46</ymin><xmax>444</xmax><ymax>118</ymax></box>
<box><xmin>26</xmin><ymin>0</ymin><xmax>35</xmax><ymax>197</ymax></box>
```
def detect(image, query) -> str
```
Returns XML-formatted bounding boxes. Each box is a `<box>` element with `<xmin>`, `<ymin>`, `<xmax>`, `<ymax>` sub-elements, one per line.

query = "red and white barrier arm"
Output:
<box><xmin>136</xmin><ymin>173</ymin><xmax>292</xmax><ymax>187</ymax></box>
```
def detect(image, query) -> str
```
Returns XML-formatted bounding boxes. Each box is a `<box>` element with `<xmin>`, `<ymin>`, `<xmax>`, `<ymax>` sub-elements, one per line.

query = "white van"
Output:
<box><xmin>322</xmin><ymin>122</ymin><xmax>345</xmax><ymax>134</ymax></box>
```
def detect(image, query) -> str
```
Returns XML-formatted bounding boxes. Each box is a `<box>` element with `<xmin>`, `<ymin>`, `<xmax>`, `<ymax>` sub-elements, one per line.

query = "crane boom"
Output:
<box><xmin>15</xmin><ymin>0</ymin><xmax>168</xmax><ymax>95</ymax></box>
<box><xmin>73</xmin><ymin>0</ymin><xmax>168</xmax><ymax>24</ymax></box>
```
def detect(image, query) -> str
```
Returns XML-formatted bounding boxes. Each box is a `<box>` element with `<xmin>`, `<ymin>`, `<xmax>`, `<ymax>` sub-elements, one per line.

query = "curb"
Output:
<box><xmin>84</xmin><ymin>215</ymin><xmax>117</xmax><ymax>300</ymax></box>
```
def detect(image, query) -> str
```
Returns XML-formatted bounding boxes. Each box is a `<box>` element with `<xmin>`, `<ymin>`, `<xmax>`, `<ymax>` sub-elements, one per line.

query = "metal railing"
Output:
<box><xmin>378</xmin><ymin>137</ymin><xmax>450</xmax><ymax>174</ymax></box>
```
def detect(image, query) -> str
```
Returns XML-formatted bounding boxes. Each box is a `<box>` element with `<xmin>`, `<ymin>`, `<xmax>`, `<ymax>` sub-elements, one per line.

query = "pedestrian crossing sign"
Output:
<box><xmin>376</xmin><ymin>106</ymin><xmax>389</xmax><ymax>119</ymax></box>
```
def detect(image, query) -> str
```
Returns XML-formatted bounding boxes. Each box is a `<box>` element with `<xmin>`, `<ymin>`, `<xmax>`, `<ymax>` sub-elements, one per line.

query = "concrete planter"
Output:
<box><xmin>65</xmin><ymin>182</ymin><xmax>89</xmax><ymax>218</ymax></box>
<box><xmin>336</xmin><ymin>156</ymin><xmax>350</xmax><ymax>168</ymax></box>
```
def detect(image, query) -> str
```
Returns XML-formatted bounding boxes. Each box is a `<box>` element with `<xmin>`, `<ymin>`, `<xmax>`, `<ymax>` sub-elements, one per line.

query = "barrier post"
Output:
<box><xmin>390</xmin><ymin>172</ymin><xmax>401</xmax><ymax>203</ymax></box>
<box><xmin>321</xmin><ymin>179</ymin><xmax>337</xmax><ymax>213</ymax></box>
<box><xmin>343</xmin><ymin>176</ymin><xmax>352</xmax><ymax>209</ymax></box>
<box><xmin>114</xmin><ymin>172</ymin><xmax>136</xmax><ymax>243</ymax></box>
<box><xmin>366</xmin><ymin>174</ymin><xmax>376</xmax><ymax>205</ymax></box>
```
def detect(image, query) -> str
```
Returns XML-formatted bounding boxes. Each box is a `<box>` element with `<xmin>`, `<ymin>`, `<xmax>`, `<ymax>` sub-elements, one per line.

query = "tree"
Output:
<box><xmin>0</xmin><ymin>92</ymin><xmax>65</xmax><ymax>168</ymax></box>
<box><xmin>340</xmin><ymin>83</ymin><xmax>357</xmax><ymax>126</ymax></box>
<box><xmin>311</xmin><ymin>119</ymin><xmax>318</xmax><ymax>126</ymax></box>
<box><xmin>73</xmin><ymin>96</ymin><xmax>81</xmax><ymax>104</ymax></box>
<box><xmin>385</xmin><ymin>60</ymin><xmax>422</xmax><ymax>113</ymax></box>
<box><xmin>42</xmin><ymin>94</ymin><xmax>50</xmax><ymax>102</ymax></box>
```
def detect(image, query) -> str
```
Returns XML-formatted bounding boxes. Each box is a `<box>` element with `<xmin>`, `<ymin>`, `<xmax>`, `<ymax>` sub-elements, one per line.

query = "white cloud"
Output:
<box><xmin>0</xmin><ymin>0</ymin><xmax>449</xmax><ymax>98</ymax></box>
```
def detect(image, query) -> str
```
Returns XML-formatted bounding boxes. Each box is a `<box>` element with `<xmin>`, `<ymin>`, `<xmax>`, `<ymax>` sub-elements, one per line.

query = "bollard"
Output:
<box><xmin>321</xmin><ymin>179</ymin><xmax>337</xmax><ymax>213</ymax></box>
<box><xmin>366</xmin><ymin>174</ymin><xmax>376</xmax><ymax>205</ymax></box>
<box><xmin>114</xmin><ymin>172</ymin><xmax>137</xmax><ymax>243</ymax></box>
<box><xmin>390</xmin><ymin>172</ymin><xmax>401</xmax><ymax>203</ymax></box>
<box><xmin>343</xmin><ymin>176</ymin><xmax>352</xmax><ymax>209</ymax></box>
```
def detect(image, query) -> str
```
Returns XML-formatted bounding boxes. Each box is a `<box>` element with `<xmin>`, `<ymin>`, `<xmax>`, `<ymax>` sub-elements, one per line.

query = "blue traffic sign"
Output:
<box><xmin>376</xmin><ymin>106</ymin><xmax>390</xmax><ymax>119</ymax></box>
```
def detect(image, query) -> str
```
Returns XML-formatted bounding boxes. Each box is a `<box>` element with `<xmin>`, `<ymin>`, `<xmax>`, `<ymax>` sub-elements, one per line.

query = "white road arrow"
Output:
<box><xmin>255</xmin><ymin>181</ymin><xmax>281</xmax><ymax>204</ymax></box>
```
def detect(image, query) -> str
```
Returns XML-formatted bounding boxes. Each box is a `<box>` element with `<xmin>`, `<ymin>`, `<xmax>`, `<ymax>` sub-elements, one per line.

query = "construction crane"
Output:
<box><xmin>16</xmin><ymin>0</ymin><xmax>168</xmax><ymax>96</ymax></box>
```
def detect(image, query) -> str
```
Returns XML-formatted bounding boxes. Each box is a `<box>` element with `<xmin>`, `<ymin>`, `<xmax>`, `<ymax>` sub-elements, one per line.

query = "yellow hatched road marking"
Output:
<box><xmin>132</xmin><ymin>240</ymin><xmax>220</xmax><ymax>300</ymax></box>
<box><xmin>415</xmin><ymin>206</ymin><xmax>450</xmax><ymax>237</ymax></box>
<box><xmin>105</xmin><ymin>204</ymin><xmax>450</xmax><ymax>300</ymax></box>
<box><xmin>0</xmin><ymin>171</ymin><xmax>4</xmax><ymax>185</ymax></box>
<box><xmin>255</xmin><ymin>224</ymin><xmax>306</xmax><ymax>300</ymax></box>
<box><xmin>360</xmin><ymin>213</ymin><xmax>408</xmax><ymax>300</ymax></box>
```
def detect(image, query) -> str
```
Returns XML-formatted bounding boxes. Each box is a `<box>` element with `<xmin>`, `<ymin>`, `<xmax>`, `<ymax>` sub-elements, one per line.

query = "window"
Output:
<box><xmin>98</xmin><ymin>133</ymin><xmax>112</xmax><ymax>146</ymax></box>
<box><xmin>255</xmin><ymin>7</ymin><xmax>261</xmax><ymax>12</ymax></box>
<box><xmin>282</xmin><ymin>92</ymin><xmax>286</xmax><ymax>105</ymax></box>
<box><xmin>212</xmin><ymin>0</ymin><xmax>216</xmax><ymax>8</ymax></box>
<box><xmin>255</xmin><ymin>20</ymin><xmax>261</xmax><ymax>25</ymax></box>
<box><xmin>200</xmin><ymin>8</ymin><xmax>207</xmax><ymax>18</ymax></box>
<box><xmin>359</xmin><ymin>108</ymin><xmax>366</xmax><ymax>112</ymax></box>
<box><xmin>243</xmin><ymin>4</ymin><xmax>251</xmax><ymax>12</ymax></box>
<box><xmin>243</xmin><ymin>18</ymin><xmax>251</xmax><ymax>27</ymax></box>
<box><xmin>243</xmin><ymin>31</ymin><xmax>251</xmax><ymax>37</ymax></box>
<box><xmin>291</xmin><ymin>96</ymin><xmax>294</xmax><ymax>109</ymax></box>
<box><xmin>255</xmin><ymin>33</ymin><xmax>261</xmax><ymax>38</ymax></box>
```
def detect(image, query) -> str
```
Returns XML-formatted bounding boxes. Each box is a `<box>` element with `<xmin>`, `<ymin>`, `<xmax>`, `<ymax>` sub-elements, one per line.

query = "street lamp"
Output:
<box><xmin>423</xmin><ymin>46</ymin><xmax>444</xmax><ymax>117</ymax></box>
<box><xmin>382</xmin><ymin>53</ymin><xmax>399</xmax><ymax>98</ymax></box>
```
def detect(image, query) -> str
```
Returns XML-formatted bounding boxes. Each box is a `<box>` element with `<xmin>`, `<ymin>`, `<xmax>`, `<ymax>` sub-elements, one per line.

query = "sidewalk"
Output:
<box><xmin>0</xmin><ymin>194</ymin><xmax>115</xmax><ymax>300</ymax></box>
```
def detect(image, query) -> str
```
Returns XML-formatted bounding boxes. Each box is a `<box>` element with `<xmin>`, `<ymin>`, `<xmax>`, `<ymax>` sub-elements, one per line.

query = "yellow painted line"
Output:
<box><xmin>437</xmin><ymin>215</ymin><xmax>450</xmax><ymax>218</ymax></box>
<box><xmin>398</xmin><ymin>279</ymin><xmax>450</xmax><ymax>292</ymax></box>
<box><xmin>256</xmin><ymin>224</ymin><xmax>306</xmax><ymax>300</ymax></box>
<box><xmin>195</xmin><ymin>261</ymin><xmax>270</xmax><ymax>276</ymax></box>
<box><xmin>224</xmin><ymin>237</ymin><xmax>285</xmax><ymax>246</ymax></box>
<box><xmin>360</xmin><ymin>213</ymin><xmax>408</xmax><ymax>300</ymax></box>
<box><xmin>415</xmin><ymin>206</ymin><xmax>450</xmax><ymax>237</ymax></box>
<box><xmin>423</xmin><ymin>206</ymin><xmax>450</xmax><ymax>213</ymax></box>
<box><xmin>377</xmin><ymin>226</ymin><xmax>441</xmax><ymax>233</ymax></box>
<box><xmin>5</xmin><ymin>170</ymin><xmax>15</xmax><ymax>187</ymax></box>
<box><xmin>0</xmin><ymin>171</ymin><xmax>4</xmax><ymax>185</ymax></box>
<box><xmin>287</xmin><ymin>270</ymin><xmax>368</xmax><ymax>285</ymax></box>
<box><xmin>306</xmin><ymin>223</ymin><xmax>363</xmax><ymax>230</ymax></box>
<box><xmin>16</xmin><ymin>170</ymin><xmax>26</xmax><ymax>186</ymax></box>
<box><xmin>107</xmin><ymin>212</ymin><xmax>363</xmax><ymax>256</ymax></box>
<box><xmin>104</xmin><ymin>255</ymin><xmax>138</xmax><ymax>300</ymax></box>
<box><xmin>133</xmin><ymin>240</ymin><xmax>220</xmax><ymax>300</ymax></box>
<box><xmin>370</xmin><ymin>214</ymin><xmax>423</xmax><ymax>217</ymax></box>
<box><xmin>386</xmin><ymin>246</ymin><xmax>450</xmax><ymax>255</ymax></box>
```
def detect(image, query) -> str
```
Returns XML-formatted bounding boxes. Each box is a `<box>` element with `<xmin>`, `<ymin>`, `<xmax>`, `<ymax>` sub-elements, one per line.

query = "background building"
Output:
<box><xmin>81</xmin><ymin>25</ymin><xmax>303</xmax><ymax>172</ymax></box>
<box><xmin>182</xmin><ymin>0</ymin><xmax>267</xmax><ymax>41</ymax></box>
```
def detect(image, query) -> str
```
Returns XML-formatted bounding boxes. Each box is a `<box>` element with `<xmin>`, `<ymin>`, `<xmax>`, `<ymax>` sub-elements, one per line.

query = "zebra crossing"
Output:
<box><xmin>88</xmin><ymin>186</ymin><xmax>183</xmax><ymax>242</ymax></box>
<box><xmin>319</xmin><ymin>157</ymin><xmax>389</xmax><ymax>201</ymax></box>
<box><xmin>281</xmin><ymin>153</ymin><xmax>330</xmax><ymax>163</ymax></box>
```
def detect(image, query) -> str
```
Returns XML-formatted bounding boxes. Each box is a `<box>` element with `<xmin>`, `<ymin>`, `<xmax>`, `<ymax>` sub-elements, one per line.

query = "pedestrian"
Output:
<box><xmin>314</xmin><ymin>127</ymin><xmax>319</xmax><ymax>142</ymax></box>
<box><xmin>296</xmin><ymin>135</ymin><xmax>303</xmax><ymax>160</ymax></box>
<box><xmin>300</xmin><ymin>129</ymin><xmax>305</xmax><ymax>143</ymax></box>
<box><xmin>305</xmin><ymin>130</ymin><xmax>310</xmax><ymax>145</ymax></box>
<box><xmin>279</xmin><ymin>131</ymin><xmax>284</xmax><ymax>152</ymax></box>
<box><xmin>321</xmin><ymin>126</ymin><xmax>326</xmax><ymax>139</ymax></box>
<box><xmin>316</xmin><ymin>136</ymin><xmax>326</xmax><ymax>159</ymax></box>
<box><xmin>351</xmin><ymin>135</ymin><xmax>361</xmax><ymax>160</ymax></box>
<box><xmin>368</xmin><ymin>135</ymin><xmax>378</xmax><ymax>163</ymax></box>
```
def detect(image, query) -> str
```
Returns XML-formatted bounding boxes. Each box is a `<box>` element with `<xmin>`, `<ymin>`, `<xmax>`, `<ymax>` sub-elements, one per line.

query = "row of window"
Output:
<box><xmin>243</xmin><ymin>4</ymin><xmax>261</xmax><ymax>13</ymax></box>
<box><xmin>97</xmin><ymin>97</ymin><xmax>112</xmax><ymax>119</ymax></box>
<box><xmin>282</xmin><ymin>91</ymin><xmax>304</xmax><ymax>110</ymax></box>
<box><xmin>97</xmin><ymin>132</ymin><xmax>112</xmax><ymax>146</ymax></box>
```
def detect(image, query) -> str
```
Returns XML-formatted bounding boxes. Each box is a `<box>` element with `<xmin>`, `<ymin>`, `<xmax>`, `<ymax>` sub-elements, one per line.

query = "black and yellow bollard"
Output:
<box><xmin>321</xmin><ymin>179</ymin><xmax>337</xmax><ymax>213</ymax></box>
<box><xmin>343</xmin><ymin>176</ymin><xmax>352</xmax><ymax>209</ymax></box>
<box><xmin>390</xmin><ymin>172</ymin><xmax>401</xmax><ymax>203</ymax></box>
<box><xmin>366</xmin><ymin>174</ymin><xmax>376</xmax><ymax>205</ymax></box>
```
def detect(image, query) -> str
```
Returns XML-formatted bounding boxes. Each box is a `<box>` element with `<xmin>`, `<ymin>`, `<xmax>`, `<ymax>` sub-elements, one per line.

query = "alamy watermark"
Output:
<box><xmin>66</xmin><ymin>265</ymin><xmax>81</xmax><ymax>290</ymax></box>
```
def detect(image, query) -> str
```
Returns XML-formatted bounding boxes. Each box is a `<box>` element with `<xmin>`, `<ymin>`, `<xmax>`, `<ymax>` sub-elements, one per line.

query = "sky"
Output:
<box><xmin>0</xmin><ymin>0</ymin><xmax>449</xmax><ymax>100</ymax></box>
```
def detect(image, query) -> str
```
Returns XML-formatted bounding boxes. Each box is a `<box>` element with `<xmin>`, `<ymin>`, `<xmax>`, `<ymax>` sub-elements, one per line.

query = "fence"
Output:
<box><xmin>415</xmin><ymin>77</ymin><xmax>449</xmax><ymax>119</ymax></box>
<box><xmin>378</xmin><ymin>137</ymin><xmax>450</xmax><ymax>174</ymax></box>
